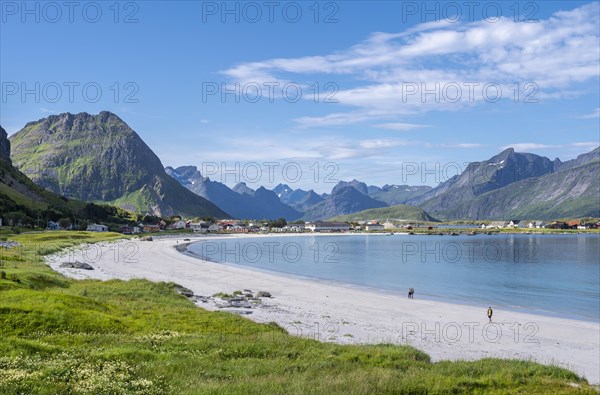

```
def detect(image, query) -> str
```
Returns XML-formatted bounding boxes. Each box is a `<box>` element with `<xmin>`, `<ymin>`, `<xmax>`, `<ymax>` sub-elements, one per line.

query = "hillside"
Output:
<box><xmin>329</xmin><ymin>204</ymin><xmax>438</xmax><ymax>222</ymax></box>
<box><xmin>9</xmin><ymin>112</ymin><xmax>228</xmax><ymax>218</ymax></box>
<box><xmin>412</xmin><ymin>147</ymin><xmax>599</xmax><ymax>220</ymax></box>
<box><xmin>1</xmin><ymin>124</ymin><xmax>81</xmax><ymax>218</ymax></box>
<box><xmin>438</xmin><ymin>160</ymin><xmax>600</xmax><ymax>220</ymax></box>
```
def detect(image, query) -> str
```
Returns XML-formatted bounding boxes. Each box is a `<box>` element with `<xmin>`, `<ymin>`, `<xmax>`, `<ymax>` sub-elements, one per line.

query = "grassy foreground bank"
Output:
<box><xmin>0</xmin><ymin>231</ymin><xmax>596</xmax><ymax>394</ymax></box>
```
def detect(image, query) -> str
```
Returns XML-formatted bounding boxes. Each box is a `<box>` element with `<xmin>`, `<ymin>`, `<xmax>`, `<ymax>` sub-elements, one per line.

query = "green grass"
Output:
<box><xmin>0</xmin><ymin>231</ymin><xmax>596</xmax><ymax>394</ymax></box>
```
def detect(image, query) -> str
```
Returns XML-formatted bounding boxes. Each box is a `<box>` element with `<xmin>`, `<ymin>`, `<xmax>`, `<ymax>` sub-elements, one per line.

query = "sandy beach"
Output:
<box><xmin>46</xmin><ymin>234</ymin><xmax>600</xmax><ymax>384</ymax></box>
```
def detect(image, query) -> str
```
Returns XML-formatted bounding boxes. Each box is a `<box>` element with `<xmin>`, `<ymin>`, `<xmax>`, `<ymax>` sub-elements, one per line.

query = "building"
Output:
<box><xmin>285</xmin><ymin>224</ymin><xmax>305</xmax><ymax>232</ymax></box>
<box><xmin>305</xmin><ymin>221</ymin><xmax>350</xmax><ymax>232</ymax></box>
<box><xmin>118</xmin><ymin>226</ymin><xmax>141</xmax><ymax>235</ymax></box>
<box><xmin>168</xmin><ymin>220</ymin><xmax>187</xmax><ymax>230</ymax></box>
<box><xmin>190</xmin><ymin>222</ymin><xmax>220</xmax><ymax>233</ymax></box>
<box><xmin>364</xmin><ymin>221</ymin><xmax>384</xmax><ymax>231</ymax></box>
<box><xmin>142</xmin><ymin>224</ymin><xmax>161</xmax><ymax>233</ymax></box>
<box><xmin>87</xmin><ymin>224</ymin><xmax>108</xmax><ymax>232</ymax></box>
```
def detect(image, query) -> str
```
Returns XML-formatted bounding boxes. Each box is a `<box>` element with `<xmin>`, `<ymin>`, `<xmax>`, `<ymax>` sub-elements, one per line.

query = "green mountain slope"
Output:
<box><xmin>441</xmin><ymin>160</ymin><xmax>600</xmax><ymax>220</ymax></box>
<box><xmin>329</xmin><ymin>204</ymin><xmax>437</xmax><ymax>222</ymax></box>
<box><xmin>414</xmin><ymin>147</ymin><xmax>599</xmax><ymax>220</ymax></box>
<box><xmin>9</xmin><ymin>112</ymin><xmax>228</xmax><ymax>218</ymax></box>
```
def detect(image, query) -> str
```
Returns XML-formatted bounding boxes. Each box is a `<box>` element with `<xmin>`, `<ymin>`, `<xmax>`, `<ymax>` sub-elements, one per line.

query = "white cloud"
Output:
<box><xmin>440</xmin><ymin>143</ymin><xmax>485</xmax><ymax>148</ymax></box>
<box><xmin>375</xmin><ymin>123</ymin><xmax>430</xmax><ymax>131</ymax></box>
<box><xmin>576</xmin><ymin>107</ymin><xmax>600</xmax><ymax>119</ymax></box>
<box><xmin>222</xmin><ymin>3</ymin><xmax>600</xmax><ymax>127</ymax></box>
<box><xmin>503</xmin><ymin>142</ymin><xmax>599</xmax><ymax>152</ymax></box>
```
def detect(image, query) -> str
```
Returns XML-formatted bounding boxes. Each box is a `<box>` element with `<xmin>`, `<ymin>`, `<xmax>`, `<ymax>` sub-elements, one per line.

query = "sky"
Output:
<box><xmin>1</xmin><ymin>0</ymin><xmax>599</xmax><ymax>193</ymax></box>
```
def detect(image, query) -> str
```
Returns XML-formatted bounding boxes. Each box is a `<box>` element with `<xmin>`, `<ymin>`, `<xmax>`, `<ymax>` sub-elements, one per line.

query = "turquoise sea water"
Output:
<box><xmin>186</xmin><ymin>233</ymin><xmax>600</xmax><ymax>322</ymax></box>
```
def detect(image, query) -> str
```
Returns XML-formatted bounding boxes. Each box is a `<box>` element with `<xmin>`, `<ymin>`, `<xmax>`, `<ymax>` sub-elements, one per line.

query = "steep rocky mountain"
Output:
<box><xmin>302</xmin><ymin>186</ymin><xmax>387</xmax><ymax>220</ymax></box>
<box><xmin>289</xmin><ymin>190</ymin><xmax>324</xmax><ymax>212</ymax></box>
<box><xmin>555</xmin><ymin>147</ymin><xmax>600</xmax><ymax>172</ymax></box>
<box><xmin>270</xmin><ymin>183</ymin><xmax>323</xmax><ymax>210</ymax></box>
<box><xmin>272</xmin><ymin>184</ymin><xmax>295</xmax><ymax>203</ymax></box>
<box><xmin>232</xmin><ymin>182</ymin><xmax>256</xmax><ymax>196</ymax></box>
<box><xmin>408</xmin><ymin>148</ymin><xmax>556</xmax><ymax>207</ymax></box>
<box><xmin>412</xmin><ymin>147</ymin><xmax>599</xmax><ymax>220</ymax></box>
<box><xmin>0</xmin><ymin>126</ymin><xmax>11</xmax><ymax>164</ymax></box>
<box><xmin>166</xmin><ymin>167</ymin><xmax>302</xmax><ymax>220</ymax></box>
<box><xmin>331</xmin><ymin>179</ymin><xmax>369</xmax><ymax>195</ymax></box>
<box><xmin>9</xmin><ymin>112</ymin><xmax>228</xmax><ymax>218</ymax></box>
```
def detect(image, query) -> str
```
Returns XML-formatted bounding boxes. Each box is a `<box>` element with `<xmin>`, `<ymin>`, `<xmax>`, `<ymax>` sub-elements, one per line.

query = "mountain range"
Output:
<box><xmin>407</xmin><ymin>147</ymin><xmax>600</xmax><ymax>220</ymax></box>
<box><xmin>5</xmin><ymin>111</ymin><xmax>599</xmax><ymax>222</ymax></box>
<box><xmin>165</xmin><ymin>166</ymin><xmax>302</xmax><ymax>220</ymax></box>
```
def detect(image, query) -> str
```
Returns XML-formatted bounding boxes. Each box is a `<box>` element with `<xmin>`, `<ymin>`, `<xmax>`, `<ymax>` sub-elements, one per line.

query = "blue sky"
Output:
<box><xmin>1</xmin><ymin>1</ymin><xmax>598</xmax><ymax>192</ymax></box>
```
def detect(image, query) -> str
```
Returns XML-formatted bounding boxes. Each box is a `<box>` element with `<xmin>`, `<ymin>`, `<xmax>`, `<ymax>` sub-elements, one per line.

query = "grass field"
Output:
<box><xmin>0</xmin><ymin>231</ymin><xmax>597</xmax><ymax>394</ymax></box>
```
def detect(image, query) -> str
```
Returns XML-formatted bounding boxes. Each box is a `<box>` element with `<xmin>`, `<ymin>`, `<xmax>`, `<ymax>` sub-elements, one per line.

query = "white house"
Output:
<box><xmin>87</xmin><ymin>224</ymin><xmax>108</xmax><ymax>232</ymax></box>
<box><xmin>285</xmin><ymin>224</ymin><xmax>305</xmax><ymax>232</ymax></box>
<box><xmin>169</xmin><ymin>220</ymin><xmax>187</xmax><ymax>230</ymax></box>
<box><xmin>190</xmin><ymin>222</ymin><xmax>220</xmax><ymax>233</ymax></box>
<box><xmin>365</xmin><ymin>222</ymin><xmax>384</xmax><ymax>231</ymax></box>
<box><xmin>305</xmin><ymin>221</ymin><xmax>350</xmax><ymax>232</ymax></box>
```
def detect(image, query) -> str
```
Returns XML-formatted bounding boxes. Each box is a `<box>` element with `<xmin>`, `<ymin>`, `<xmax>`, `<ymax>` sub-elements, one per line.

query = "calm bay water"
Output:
<box><xmin>186</xmin><ymin>234</ymin><xmax>600</xmax><ymax>322</ymax></box>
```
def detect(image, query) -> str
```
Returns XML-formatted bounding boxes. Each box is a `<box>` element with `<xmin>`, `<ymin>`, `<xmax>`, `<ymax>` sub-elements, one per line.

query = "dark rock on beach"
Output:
<box><xmin>59</xmin><ymin>261</ymin><xmax>94</xmax><ymax>270</ymax></box>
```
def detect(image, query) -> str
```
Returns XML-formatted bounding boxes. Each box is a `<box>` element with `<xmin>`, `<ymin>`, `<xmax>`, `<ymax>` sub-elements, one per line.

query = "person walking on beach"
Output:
<box><xmin>408</xmin><ymin>287</ymin><xmax>414</xmax><ymax>299</ymax></box>
<box><xmin>487</xmin><ymin>306</ymin><xmax>493</xmax><ymax>323</ymax></box>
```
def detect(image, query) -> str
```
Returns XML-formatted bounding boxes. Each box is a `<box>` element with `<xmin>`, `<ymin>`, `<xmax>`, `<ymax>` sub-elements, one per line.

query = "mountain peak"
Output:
<box><xmin>10</xmin><ymin>113</ymin><xmax>227</xmax><ymax>218</ymax></box>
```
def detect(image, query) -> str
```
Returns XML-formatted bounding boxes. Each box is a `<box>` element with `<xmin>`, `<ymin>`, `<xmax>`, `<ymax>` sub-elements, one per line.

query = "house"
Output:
<box><xmin>47</xmin><ymin>221</ymin><xmax>60</xmax><ymax>231</ymax></box>
<box><xmin>547</xmin><ymin>221</ymin><xmax>568</xmax><ymax>229</ymax></box>
<box><xmin>168</xmin><ymin>220</ymin><xmax>187</xmax><ymax>230</ymax></box>
<box><xmin>189</xmin><ymin>222</ymin><xmax>220</xmax><ymax>233</ymax></box>
<box><xmin>189</xmin><ymin>222</ymin><xmax>208</xmax><ymax>232</ymax></box>
<box><xmin>87</xmin><ymin>224</ymin><xmax>108</xmax><ymax>232</ymax></box>
<box><xmin>365</xmin><ymin>221</ymin><xmax>384</xmax><ymax>231</ymax></box>
<box><xmin>305</xmin><ymin>221</ymin><xmax>350</xmax><ymax>232</ymax></box>
<box><xmin>486</xmin><ymin>221</ymin><xmax>506</xmax><ymax>229</ymax></box>
<box><xmin>507</xmin><ymin>220</ymin><xmax>520</xmax><ymax>228</ymax></box>
<box><xmin>567</xmin><ymin>220</ymin><xmax>581</xmax><ymax>229</ymax></box>
<box><xmin>118</xmin><ymin>226</ymin><xmax>141</xmax><ymax>235</ymax></box>
<box><xmin>285</xmin><ymin>224</ymin><xmax>305</xmax><ymax>232</ymax></box>
<box><xmin>142</xmin><ymin>224</ymin><xmax>161</xmax><ymax>233</ymax></box>
<box><xmin>526</xmin><ymin>221</ymin><xmax>546</xmax><ymax>228</ymax></box>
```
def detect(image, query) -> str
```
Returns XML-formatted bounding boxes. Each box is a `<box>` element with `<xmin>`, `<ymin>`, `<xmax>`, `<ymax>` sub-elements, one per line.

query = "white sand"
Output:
<box><xmin>46</xmin><ymin>234</ymin><xmax>600</xmax><ymax>384</ymax></box>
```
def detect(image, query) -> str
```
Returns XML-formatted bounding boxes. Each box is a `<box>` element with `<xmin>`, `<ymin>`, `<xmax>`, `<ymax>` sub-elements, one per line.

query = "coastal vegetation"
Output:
<box><xmin>0</xmin><ymin>230</ymin><xmax>597</xmax><ymax>394</ymax></box>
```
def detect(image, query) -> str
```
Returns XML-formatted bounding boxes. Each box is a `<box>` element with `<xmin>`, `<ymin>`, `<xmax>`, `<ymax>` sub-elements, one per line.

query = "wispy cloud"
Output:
<box><xmin>440</xmin><ymin>143</ymin><xmax>485</xmax><ymax>149</ymax></box>
<box><xmin>375</xmin><ymin>123</ymin><xmax>430</xmax><ymax>131</ymax></box>
<box><xmin>576</xmin><ymin>107</ymin><xmax>600</xmax><ymax>119</ymax></box>
<box><xmin>503</xmin><ymin>142</ymin><xmax>599</xmax><ymax>152</ymax></box>
<box><xmin>222</xmin><ymin>3</ymin><xmax>600</xmax><ymax>128</ymax></box>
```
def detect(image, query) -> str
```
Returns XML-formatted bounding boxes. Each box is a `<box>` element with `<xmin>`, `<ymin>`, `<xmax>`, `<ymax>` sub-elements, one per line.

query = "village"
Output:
<box><xmin>12</xmin><ymin>217</ymin><xmax>597</xmax><ymax>234</ymax></box>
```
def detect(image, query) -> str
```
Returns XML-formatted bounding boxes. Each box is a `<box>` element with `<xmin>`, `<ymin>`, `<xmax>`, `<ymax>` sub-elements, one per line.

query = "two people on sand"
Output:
<box><xmin>407</xmin><ymin>289</ymin><xmax>494</xmax><ymax>323</ymax></box>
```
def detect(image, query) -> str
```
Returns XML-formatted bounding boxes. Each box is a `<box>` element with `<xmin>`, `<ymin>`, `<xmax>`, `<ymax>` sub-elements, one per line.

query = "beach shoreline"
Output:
<box><xmin>46</xmin><ymin>234</ymin><xmax>600</xmax><ymax>384</ymax></box>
